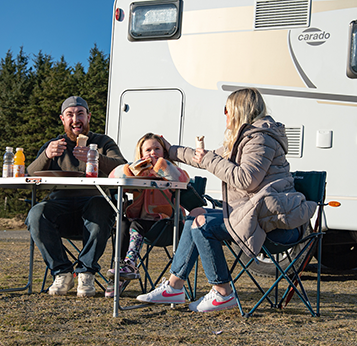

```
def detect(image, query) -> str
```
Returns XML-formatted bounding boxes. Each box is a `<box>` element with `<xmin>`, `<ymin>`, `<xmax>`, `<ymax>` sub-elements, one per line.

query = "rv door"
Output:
<box><xmin>117</xmin><ymin>89</ymin><xmax>184</xmax><ymax>161</ymax></box>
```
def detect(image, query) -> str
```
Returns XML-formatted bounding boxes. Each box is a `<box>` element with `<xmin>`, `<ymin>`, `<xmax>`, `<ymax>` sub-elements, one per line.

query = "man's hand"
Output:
<box><xmin>45</xmin><ymin>138</ymin><xmax>67</xmax><ymax>159</ymax></box>
<box><xmin>73</xmin><ymin>146</ymin><xmax>90</xmax><ymax>162</ymax></box>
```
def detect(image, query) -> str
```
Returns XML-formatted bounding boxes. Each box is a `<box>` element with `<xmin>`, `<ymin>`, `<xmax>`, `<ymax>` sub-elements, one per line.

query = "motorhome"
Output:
<box><xmin>106</xmin><ymin>0</ymin><xmax>357</xmax><ymax>272</ymax></box>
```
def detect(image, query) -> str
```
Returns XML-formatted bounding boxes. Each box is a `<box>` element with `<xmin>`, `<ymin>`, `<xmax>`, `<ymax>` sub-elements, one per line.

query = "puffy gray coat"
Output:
<box><xmin>169</xmin><ymin>116</ymin><xmax>317</xmax><ymax>257</ymax></box>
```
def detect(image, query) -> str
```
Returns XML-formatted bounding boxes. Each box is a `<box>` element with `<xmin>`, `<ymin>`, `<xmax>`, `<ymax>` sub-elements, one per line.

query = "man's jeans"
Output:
<box><xmin>25</xmin><ymin>196</ymin><xmax>115</xmax><ymax>276</ymax></box>
<box><xmin>170</xmin><ymin>209</ymin><xmax>301</xmax><ymax>285</ymax></box>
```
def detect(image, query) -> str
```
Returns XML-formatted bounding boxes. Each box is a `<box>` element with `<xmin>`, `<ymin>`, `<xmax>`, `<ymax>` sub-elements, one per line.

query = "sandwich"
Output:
<box><xmin>129</xmin><ymin>158</ymin><xmax>153</xmax><ymax>176</ymax></box>
<box><xmin>76</xmin><ymin>134</ymin><xmax>88</xmax><ymax>147</ymax></box>
<box><xmin>195</xmin><ymin>136</ymin><xmax>205</xmax><ymax>149</ymax></box>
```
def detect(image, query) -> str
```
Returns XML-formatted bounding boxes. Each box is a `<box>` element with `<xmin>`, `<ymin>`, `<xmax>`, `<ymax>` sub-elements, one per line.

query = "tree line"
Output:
<box><xmin>0</xmin><ymin>45</ymin><xmax>109</xmax><ymax>217</ymax></box>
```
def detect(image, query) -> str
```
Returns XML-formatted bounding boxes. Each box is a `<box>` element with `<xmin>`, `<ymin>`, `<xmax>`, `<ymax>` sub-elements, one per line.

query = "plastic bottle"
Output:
<box><xmin>86</xmin><ymin>144</ymin><xmax>99</xmax><ymax>178</ymax></box>
<box><xmin>2</xmin><ymin>147</ymin><xmax>14</xmax><ymax>178</ymax></box>
<box><xmin>14</xmin><ymin>148</ymin><xmax>25</xmax><ymax>177</ymax></box>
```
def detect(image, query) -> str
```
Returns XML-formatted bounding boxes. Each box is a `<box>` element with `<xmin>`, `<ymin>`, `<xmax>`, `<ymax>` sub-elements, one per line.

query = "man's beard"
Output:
<box><xmin>64</xmin><ymin>123</ymin><xmax>90</xmax><ymax>142</ymax></box>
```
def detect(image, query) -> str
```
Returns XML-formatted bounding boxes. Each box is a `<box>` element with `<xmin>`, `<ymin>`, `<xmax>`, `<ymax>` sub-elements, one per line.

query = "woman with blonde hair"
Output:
<box><xmin>136</xmin><ymin>88</ymin><xmax>316</xmax><ymax>312</ymax></box>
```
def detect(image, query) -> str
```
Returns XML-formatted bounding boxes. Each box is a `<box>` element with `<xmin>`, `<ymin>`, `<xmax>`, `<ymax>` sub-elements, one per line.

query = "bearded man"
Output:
<box><xmin>26</xmin><ymin>96</ymin><xmax>127</xmax><ymax>297</ymax></box>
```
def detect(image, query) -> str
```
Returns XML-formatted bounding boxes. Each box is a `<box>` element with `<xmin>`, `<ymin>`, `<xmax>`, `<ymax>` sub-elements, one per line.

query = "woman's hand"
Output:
<box><xmin>193</xmin><ymin>148</ymin><xmax>207</xmax><ymax>164</ymax></box>
<box><xmin>160</xmin><ymin>135</ymin><xmax>171</xmax><ymax>152</ymax></box>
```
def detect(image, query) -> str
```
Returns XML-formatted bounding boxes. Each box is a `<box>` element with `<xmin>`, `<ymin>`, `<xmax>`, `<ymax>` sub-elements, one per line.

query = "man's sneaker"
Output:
<box><xmin>119</xmin><ymin>260</ymin><xmax>141</xmax><ymax>280</ymax></box>
<box><xmin>136</xmin><ymin>278</ymin><xmax>185</xmax><ymax>304</ymax></box>
<box><xmin>77</xmin><ymin>272</ymin><xmax>96</xmax><ymax>297</ymax></box>
<box><xmin>188</xmin><ymin>287</ymin><xmax>238</xmax><ymax>312</ymax></box>
<box><xmin>105</xmin><ymin>280</ymin><xmax>129</xmax><ymax>298</ymax></box>
<box><xmin>48</xmin><ymin>272</ymin><xmax>74</xmax><ymax>295</ymax></box>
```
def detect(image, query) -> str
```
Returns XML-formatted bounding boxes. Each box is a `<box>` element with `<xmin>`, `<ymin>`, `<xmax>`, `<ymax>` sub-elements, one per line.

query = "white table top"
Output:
<box><xmin>0</xmin><ymin>177</ymin><xmax>187</xmax><ymax>190</ymax></box>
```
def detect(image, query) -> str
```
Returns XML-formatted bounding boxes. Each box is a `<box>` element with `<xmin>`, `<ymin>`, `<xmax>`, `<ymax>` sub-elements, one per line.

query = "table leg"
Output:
<box><xmin>173</xmin><ymin>189</ymin><xmax>180</xmax><ymax>255</ymax></box>
<box><xmin>171</xmin><ymin>189</ymin><xmax>181</xmax><ymax>309</ymax></box>
<box><xmin>113</xmin><ymin>186</ymin><xmax>123</xmax><ymax>317</ymax></box>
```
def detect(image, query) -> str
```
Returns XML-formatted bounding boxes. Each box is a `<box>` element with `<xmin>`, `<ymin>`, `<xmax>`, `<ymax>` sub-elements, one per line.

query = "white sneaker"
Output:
<box><xmin>48</xmin><ymin>272</ymin><xmax>74</xmax><ymax>295</ymax></box>
<box><xmin>136</xmin><ymin>278</ymin><xmax>185</xmax><ymax>304</ymax></box>
<box><xmin>188</xmin><ymin>287</ymin><xmax>238</xmax><ymax>312</ymax></box>
<box><xmin>77</xmin><ymin>272</ymin><xmax>96</xmax><ymax>297</ymax></box>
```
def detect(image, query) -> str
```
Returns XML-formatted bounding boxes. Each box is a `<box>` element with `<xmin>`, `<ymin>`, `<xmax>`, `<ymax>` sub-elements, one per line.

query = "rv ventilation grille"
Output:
<box><xmin>255</xmin><ymin>0</ymin><xmax>311</xmax><ymax>30</ymax></box>
<box><xmin>286</xmin><ymin>126</ymin><xmax>303</xmax><ymax>158</ymax></box>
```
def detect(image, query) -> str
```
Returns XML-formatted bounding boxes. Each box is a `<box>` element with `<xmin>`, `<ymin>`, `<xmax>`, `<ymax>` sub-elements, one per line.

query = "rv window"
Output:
<box><xmin>129</xmin><ymin>1</ymin><xmax>182</xmax><ymax>41</ymax></box>
<box><xmin>347</xmin><ymin>20</ymin><xmax>357</xmax><ymax>78</ymax></box>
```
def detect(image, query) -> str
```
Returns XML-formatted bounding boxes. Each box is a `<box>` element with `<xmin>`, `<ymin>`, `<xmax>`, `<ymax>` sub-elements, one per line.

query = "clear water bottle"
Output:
<box><xmin>86</xmin><ymin>144</ymin><xmax>99</xmax><ymax>178</ymax></box>
<box><xmin>2</xmin><ymin>147</ymin><xmax>14</xmax><ymax>178</ymax></box>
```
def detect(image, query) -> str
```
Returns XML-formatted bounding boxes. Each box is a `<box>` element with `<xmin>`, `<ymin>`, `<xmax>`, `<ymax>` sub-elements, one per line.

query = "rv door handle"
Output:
<box><xmin>122</xmin><ymin>104</ymin><xmax>130</xmax><ymax>112</ymax></box>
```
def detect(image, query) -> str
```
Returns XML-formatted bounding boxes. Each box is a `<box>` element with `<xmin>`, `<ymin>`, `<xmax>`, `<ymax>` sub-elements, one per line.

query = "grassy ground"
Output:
<box><xmin>1</xmin><ymin>235</ymin><xmax>357</xmax><ymax>345</ymax></box>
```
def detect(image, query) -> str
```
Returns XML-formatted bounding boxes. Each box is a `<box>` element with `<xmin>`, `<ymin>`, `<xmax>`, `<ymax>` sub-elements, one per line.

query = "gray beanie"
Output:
<box><xmin>61</xmin><ymin>96</ymin><xmax>89</xmax><ymax>114</ymax></box>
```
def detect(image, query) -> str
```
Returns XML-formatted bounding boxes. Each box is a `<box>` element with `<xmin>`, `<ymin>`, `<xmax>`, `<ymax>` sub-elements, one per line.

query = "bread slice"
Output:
<box><xmin>129</xmin><ymin>158</ymin><xmax>153</xmax><ymax>176</ymax></box>
<box><xmin>76</xmin><ymin>134</ymin><xmax>88</xmax><ymax>147</ymax></box>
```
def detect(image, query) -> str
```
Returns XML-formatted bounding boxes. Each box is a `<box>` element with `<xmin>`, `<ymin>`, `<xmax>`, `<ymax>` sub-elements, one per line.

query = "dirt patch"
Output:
<box><xmin>0</xmin><ymin>216</ymin><xmax>26</xmax><ymax>230</ymax></box>
<box><xmin>1</xmin><ymin>240</ymin><xmax>357</xmax><ymax>345</ymax></box>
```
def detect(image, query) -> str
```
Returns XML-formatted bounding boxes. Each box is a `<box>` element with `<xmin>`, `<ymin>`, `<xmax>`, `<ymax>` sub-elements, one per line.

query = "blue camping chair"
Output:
<box><xmin>225</xmin><ymin>171</ymin><xmax>340</xmax><ymax>318</ymax></box>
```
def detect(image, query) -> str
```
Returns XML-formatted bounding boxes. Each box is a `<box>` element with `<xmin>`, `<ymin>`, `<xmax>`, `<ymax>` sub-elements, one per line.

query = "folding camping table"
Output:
<box><xmin>0</xmin><ymin>176</ymin><xmax>187</xmax><ymax>317</ymax></box>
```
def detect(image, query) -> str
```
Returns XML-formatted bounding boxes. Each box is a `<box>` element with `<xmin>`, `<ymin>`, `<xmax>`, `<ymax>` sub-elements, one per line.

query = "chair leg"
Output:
<box><xmin>41</xmin><ymin>266</ymin><xmax>50</xmax><ymax>293</ymax></box>
<box><xmin>230</xmin><ymin>280</ymin><xmax>245</xmax><ymax>317</ymax></box>
<box><xmin>246</xmin><ymin>240</ymin><xmax>319</xmax><ymax>318</ymax></box>
<box><xmin>0</xmin><ymin>237</ymin><xmax>34</xmax><ymax>294</ymax></box>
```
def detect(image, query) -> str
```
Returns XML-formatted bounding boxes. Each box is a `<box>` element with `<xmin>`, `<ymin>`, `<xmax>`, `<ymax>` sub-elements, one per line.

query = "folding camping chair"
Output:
<box><xmin>225</xmin><ymin>171</ymin><xmax>340</xmax><ymax>318</ymax></box>
<box><xmin>41</xmin><ymin>189</ymin><xmax>123</xmax><ymax>294</ymax></box>
<box><xmin>127</xmin><ymin>176</ymin><xmax>207</xmax><ymax>301</ymax></box>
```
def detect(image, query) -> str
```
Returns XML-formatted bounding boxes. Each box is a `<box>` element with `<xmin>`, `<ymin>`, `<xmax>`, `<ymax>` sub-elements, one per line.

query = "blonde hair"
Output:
<box><xmin>223</xmin><ymin>88</ymin><xmax>267</xmax><ymax>158</ymax></box>
<box><xmin>134</xmin><ymin>132</ymin><xmax>171</xmax><ymax>162</ymax></box>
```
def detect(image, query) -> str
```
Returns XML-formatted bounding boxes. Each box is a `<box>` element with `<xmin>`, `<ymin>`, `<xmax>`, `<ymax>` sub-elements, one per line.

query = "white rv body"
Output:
<box><xmin>106</xmin><ymin>0</ymin><xmax>357</xmax><ymax>236</ymax></box>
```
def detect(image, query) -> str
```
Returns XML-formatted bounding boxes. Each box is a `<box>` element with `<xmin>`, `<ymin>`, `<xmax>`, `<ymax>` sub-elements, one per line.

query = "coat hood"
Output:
<box><xmin>242</xmin><ymin>116</ymin><xmax>289</xmax><ymax>154</ymax></box>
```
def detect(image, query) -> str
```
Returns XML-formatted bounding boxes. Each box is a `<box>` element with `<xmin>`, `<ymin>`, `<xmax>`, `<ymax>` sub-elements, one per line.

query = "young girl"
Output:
<box><xmin>105</xmin><ymin>133</ymin><xmax>190</xmax><ymax>297</ymax></box>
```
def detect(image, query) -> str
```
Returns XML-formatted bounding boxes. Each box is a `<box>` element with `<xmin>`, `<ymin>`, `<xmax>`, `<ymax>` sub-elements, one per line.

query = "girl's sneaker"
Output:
<box><xmin>107</xmin><ymin>260</ymin><xmax>141</xmax><ymax>281</ymax></box>
<box><xmin>119</xmin><ymin>260</ymin><xmax>141</xmax><ymax>280</ymax></box>
<box><xmin>107</xmin><ymin>268</ymin><xmax>115</xmax><ymax>280</ymax></box>
<box><xmin>105</xmin><ymin>279</ymin><xmax>129</xmax><ymax>298</ymax></box>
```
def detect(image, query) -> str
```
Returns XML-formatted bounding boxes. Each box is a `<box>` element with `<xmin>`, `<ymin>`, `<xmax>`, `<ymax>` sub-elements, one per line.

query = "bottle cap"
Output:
<box><xmin>89</xmin><ymin>144</ymin><xmax>98</xmax><ymax>150</ymax></box>
<box><xmin>5</xmin><ymin>147</ymin><xmax>13</xmax><ymax>151</ymax></box>
<box><xmin>16</xmin><ymin>148</ymin><xmax>24</xmax><ymax>151</ymax></box>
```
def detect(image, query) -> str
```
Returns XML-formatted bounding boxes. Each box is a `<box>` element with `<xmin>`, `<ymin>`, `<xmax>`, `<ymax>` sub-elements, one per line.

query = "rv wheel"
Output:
<box><xmin>231</xmin><ymin>223</ymin><xmax>314</xmax><ymax>278</ymax></box>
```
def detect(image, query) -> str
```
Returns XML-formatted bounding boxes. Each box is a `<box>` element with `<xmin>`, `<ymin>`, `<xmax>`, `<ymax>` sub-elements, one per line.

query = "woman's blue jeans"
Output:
<box><xmin>170</xmin><ymin>209</ymin><xmax>233</xmax><ymax>285</ymax></box>
<box><xmin>170</xmin><ymin>208</ymin><xmax>301</xmax><ymax>285</ymax></box>
<box><xmin>25</xmin><ymin>196</ymin><xmax>115</xmax><ymax>276</ymax></box>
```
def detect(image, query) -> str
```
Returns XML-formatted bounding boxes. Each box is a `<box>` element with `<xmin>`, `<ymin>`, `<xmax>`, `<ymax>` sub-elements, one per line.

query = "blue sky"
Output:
<box><xmin>0</xmin><ymin>0</ymin><xmax>114</xmax><ymax>71</ymax></box>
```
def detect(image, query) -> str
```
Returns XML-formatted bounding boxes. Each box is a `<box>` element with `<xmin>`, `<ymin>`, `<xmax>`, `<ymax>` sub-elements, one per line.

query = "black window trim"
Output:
<box><xmin>128</xmin><ymin>0</ymin><xmax>183</xmax><ymax>42</ymax></box>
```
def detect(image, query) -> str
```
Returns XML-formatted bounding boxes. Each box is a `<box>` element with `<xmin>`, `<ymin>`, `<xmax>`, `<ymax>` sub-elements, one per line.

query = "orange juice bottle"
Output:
<box><xmin>14</xmin><ymin>148</ymin><xmax>25</xmax><ymax>177</ymax></box>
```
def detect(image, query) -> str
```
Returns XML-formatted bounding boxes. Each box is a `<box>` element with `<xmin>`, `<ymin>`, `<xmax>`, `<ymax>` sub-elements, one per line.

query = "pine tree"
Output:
<box><xmin>80</xmin><ymin>44</ymin><xmax>109</xmax><ymax>133</ymax></box>
<box><xmin>0</xmin><ymin>48</ymin><xmax>34</xmax><ymax>216</ymax></box>
<box><xmin>21</xmin><ymin>51</ymin><xmax>54</xmax><ymax>163</ymax></box>
<box><xmin>23</xmin><ymin>55</ymin><xmax>73</xmax><ymax>159</ymax></box>
<box><xmin>0</xmin><ymin>48</ymin><xmax>33</xmax><ymax>151</ymax></box>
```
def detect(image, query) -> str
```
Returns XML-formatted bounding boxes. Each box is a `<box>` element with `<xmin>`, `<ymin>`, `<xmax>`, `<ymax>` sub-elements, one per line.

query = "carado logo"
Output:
<box><xmin>297</xmin><ymin>27</ymin><xmax>331</xmax><ymax>46</ymax></box>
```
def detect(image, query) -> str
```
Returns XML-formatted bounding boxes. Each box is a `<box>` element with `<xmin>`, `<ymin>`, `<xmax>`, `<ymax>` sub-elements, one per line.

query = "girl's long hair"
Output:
<box><xmin>223</xmin><ymin>88</ymin><xmax>267</xmax><ymax>158</ymax></box>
